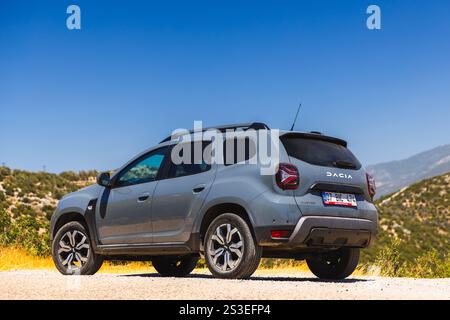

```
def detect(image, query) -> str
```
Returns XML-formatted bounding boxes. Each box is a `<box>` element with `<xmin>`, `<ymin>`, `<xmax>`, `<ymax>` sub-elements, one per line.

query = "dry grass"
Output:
<box><xmin>0</xmin><ymin>247</ymin><xmax>312</xmax><ymax>273</ymax></box>
<box><xmin>0</xmin><ymin>247</ymin><xmax>372</xmax><ymax>276</ymax></box>
<box><xmin>0</xmin><ymin>247</ymin><xmax>54</xmax><ymax>271</ymax></box>
<box><xmin>0</xmin><ymin>247</ymin><xmax>154</xmax><ymax>273</ymax></box>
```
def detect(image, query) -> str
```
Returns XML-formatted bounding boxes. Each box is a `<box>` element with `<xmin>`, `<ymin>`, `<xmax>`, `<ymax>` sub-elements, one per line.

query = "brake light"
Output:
<box><xmin>366</xmin><ymin>173</ymin><xmax>376</xmax><ymax>199</ymax></box>
<box><xmin>271</xmin><ymin>230</ymin><xmax>291</xmax><ymax>239</ymax></box>
<box><xmin>276</xmin><ymin>163</ymin><xmax>299</xmax><ymax>190</ymax></box>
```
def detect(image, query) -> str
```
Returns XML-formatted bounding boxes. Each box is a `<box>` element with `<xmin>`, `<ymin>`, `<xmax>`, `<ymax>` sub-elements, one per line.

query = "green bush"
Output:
<box><xmin>371</xmin><ymin>239</ymin><xmax>450</xmax><ymax>278</ymax></box>
<box><xmin>0</xmin><ymin>209</ymin><xmax>50</xmax><ymax>256</ymax></box>
<box><xmin>404</xmin><ymin>251</ymin><xmax>450</xmax><ymax>278</ymax></box>
<box><xmin>11</xmin><ymin>204</ymin><xmax>36</xmax><ymax>218</ymax></box>
<box><xmin>373</xmin><ymin>239</ymin><xmax>407</xmax><ymax>277</ymax></box>
<box><xmin>42</xmin><ymin>205</ymin><xmax>56</xmax><ymax>220</ymax></box>
<box><xmin>0</xmin><ymin>167</ymin><xmax>11</xmax><ymax>181</ymax></box>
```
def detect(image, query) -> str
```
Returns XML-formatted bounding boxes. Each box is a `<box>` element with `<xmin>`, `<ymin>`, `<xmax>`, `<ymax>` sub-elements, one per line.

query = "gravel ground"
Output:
<box><xmin>0</xmin><ymin>270</ymin><xmax>449</xmax><ymax>300</ymax></box>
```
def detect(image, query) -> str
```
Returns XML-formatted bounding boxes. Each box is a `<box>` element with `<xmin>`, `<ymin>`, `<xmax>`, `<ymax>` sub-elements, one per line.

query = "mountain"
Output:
<box><xmin>367</xmin><ymin>144</ymin><xmax>450</xmax><ymax>199</ymax></box>
<box><xmin>361</xmin><ymin>172</ymin><xmax>450</xmax><ymax>263</ymax></box>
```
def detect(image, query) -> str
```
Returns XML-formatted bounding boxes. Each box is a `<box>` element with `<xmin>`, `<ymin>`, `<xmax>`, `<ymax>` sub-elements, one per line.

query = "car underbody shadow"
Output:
<box><xmin>121</xmin><ymin>272</ymin><xmax>371</xmax><ymax>283</ymax></box>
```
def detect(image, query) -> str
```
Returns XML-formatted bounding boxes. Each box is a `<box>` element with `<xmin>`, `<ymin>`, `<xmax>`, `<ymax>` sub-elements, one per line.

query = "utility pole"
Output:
<box><xmin>43</xmin><ymin>165</ymin><xmax>46</xmax><ymax>173</ymax></box>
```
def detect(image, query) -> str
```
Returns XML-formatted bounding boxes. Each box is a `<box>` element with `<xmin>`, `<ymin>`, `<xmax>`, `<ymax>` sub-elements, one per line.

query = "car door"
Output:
<box><xmin>96</xmin><ymin>147</ymin><xmax>168</xmax><ymax>245</ymax></box>
<box><xmin>151</xmin><ymin>141</ymin><xmax>216</xmax><ymax>243</ymax></box>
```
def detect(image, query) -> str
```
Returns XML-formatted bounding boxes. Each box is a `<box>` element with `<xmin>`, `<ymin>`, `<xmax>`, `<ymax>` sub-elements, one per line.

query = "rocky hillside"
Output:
<box><xmin>0</xmin><ymin>167</ymin><xmax>97</xmax><ymax>221</ymax></box>
<box><xmin>367</xmin><ymin>144</ymin><xmax>450</xmax><ymax>199</ymax></box>
<box><xmin>362</xmin><ymin>172</ymin><xmax>450</xmax><ymax>263</ymax></box>
<box><xmin>0</xmin><ymin>167</ymin><xmax>98</xmax><ymax>256</ymax></box>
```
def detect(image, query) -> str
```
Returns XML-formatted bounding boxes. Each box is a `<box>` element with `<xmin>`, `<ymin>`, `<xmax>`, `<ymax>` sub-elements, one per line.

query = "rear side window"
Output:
<box><xmin>280</xmin><ymin>137</ymin><xmax>361</xmax><ymax>169</ymax></box>
<box><xmin>223</xmin><ymin>137</ymin><xmax>257</xmax><ymax>165</ymax></box>
<box><xmin>168</xmin><ymin>162</ymin><xmax>210</xmax><ymax>178</ymax></box>
<box><xmin>167</xmin><ymin>142</ymin><xmax>211</xmax><ymax>178</ymax></box>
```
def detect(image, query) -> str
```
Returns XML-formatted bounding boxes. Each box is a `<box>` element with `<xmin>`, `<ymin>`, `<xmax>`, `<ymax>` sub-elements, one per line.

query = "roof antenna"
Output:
<box><xmin>290</xmin><ymin>103</ymin><xmax>302</xmax><ymax>131</ymax></box>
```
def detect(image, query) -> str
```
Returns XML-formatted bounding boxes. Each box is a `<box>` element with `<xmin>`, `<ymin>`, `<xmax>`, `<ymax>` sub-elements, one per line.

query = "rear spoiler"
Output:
<box><xmin>280</xmin><ymin>132</ymin><xmax>348</xmax><ymax>148</ymax></box>
<box><xmin>159</xmin><ymin>122</ymin><xmax>269</xmax><ymax>144</ymax></box>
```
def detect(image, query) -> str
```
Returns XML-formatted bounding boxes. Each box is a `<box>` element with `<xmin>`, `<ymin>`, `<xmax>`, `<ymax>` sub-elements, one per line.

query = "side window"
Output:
<box><xmin>115</xmin><ymin>148</ymin><xmax>167</xmax><ymax>187</ymax></box>
<box><xmin>167</xmin><ymin>142</ymin><xmax>211</xmax><ymax>178</ymax></box>
<box><xmin>223</xmin><ymin>137</ymin><xmax>256</xmax><ymax>166</ymax></box>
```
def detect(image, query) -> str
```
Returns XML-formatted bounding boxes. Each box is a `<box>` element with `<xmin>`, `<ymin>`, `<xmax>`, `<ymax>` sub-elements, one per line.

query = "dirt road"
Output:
<box><xmin>0</xmin><ymin>270</ymin><xmax>448</xmax><ymax>300</ymax></box>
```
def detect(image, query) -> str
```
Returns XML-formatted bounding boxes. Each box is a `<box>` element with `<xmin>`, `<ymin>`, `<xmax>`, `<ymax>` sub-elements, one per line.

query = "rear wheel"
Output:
<box><xmin>204</xmin><ymin>213</ymin><xmax>262</xmax><ymax>279</ymax></box>
<box><xmin>306</xmin><ymin>247</ymin><xmax>360</xmax><ymax>280</ymax></box>
<box><xmin>152</xmin><ymin>255</ymin><xmax>199</xmax><ymax>277</ymax></box>
<box><xmin>52</xmin><ymin>221</ymin><xmax>103</xmax><ymax>275</ymax></box>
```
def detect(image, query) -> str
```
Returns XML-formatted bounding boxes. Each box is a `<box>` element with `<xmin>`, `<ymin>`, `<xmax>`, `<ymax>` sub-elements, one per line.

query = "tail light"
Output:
<box><xmin>366</xmin><ymin>173</ymin><xmax>376</xmax><ymax>199</ymax></box>
<box><xmin>276</xmin><ymin>163</ymin><xmax>299</xmax><ymax>190</ymax></box>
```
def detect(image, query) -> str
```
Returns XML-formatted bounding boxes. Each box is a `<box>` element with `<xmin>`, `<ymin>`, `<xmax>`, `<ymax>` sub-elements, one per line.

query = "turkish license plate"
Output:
<box><xmin>322</xmin><ymin>191</ymin><xmax>357</xmax><ymax>207</ymax></box>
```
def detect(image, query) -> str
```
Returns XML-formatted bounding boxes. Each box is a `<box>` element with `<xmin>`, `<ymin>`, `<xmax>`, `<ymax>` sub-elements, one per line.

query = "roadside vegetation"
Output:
<box><xmin>0</xmin><ymin>166</ymin><xmax>449</xmax><ymax>278</ymax></box>
<box><xmin>361</xmin><ymin>239</ymin><xmax>450</xmax><ymax>278</ymax></box>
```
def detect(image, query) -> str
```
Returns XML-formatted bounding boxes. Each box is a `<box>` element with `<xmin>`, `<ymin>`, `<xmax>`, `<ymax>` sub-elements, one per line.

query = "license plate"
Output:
<box><xmin>322</xmin><ymin>191</ymin><xmax>357</xmax><ymax>207</ymax></box>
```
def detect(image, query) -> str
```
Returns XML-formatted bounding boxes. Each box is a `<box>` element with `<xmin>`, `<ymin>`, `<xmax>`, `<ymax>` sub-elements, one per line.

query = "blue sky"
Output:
<box><xmin>1</xmin><ymin>0</ymin><xmax>449</xmax><ymax>173</ymax></box>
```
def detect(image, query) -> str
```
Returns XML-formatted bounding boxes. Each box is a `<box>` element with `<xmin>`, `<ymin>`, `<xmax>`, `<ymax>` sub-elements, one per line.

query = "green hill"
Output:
<box><xmin>0</xmin><ymin>166</ymin><xmax>97</xmax><ymax>220</ymax></box>
<box><xmin>362</xmin><ymin>172</ymin><xmax>450</xmax><ymax>264</ymax></box>
<box><xmin>0</xmin><ymin>167</ymin><xmax>97</xmax><ymax>255</ymax></box>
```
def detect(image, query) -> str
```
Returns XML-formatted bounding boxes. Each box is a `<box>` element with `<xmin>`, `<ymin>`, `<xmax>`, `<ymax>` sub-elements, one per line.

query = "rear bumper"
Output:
<box><xmin>256</xmin><ymin>216</ymin><xmax>377</xmax><ymax>248</ymax></box>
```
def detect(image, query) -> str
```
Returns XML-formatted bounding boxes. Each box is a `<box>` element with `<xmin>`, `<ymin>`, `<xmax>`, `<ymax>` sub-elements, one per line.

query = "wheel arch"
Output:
<box><xmin>52</xmin><ymin>212</ymin><xmax>89</xmax><ymax>240</ymax></box>
<box><xmin>198</xmin><ymin>202</ymin><xmax>257</xmax><ymax>246</ymax></box>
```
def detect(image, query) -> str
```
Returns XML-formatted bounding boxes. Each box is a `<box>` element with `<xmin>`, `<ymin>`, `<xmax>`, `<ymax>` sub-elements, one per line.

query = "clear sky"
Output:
<box><xmin>1</xmin><ymin>0</ymin><xmax>449</xmax><ymax>173</ymax></box>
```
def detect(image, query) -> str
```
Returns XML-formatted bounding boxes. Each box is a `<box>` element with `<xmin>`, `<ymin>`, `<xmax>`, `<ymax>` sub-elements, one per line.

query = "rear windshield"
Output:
<box><xmin>280</xmin><ymin>136</ymin><xmax>361</xmax><ymax>170</ymax></box>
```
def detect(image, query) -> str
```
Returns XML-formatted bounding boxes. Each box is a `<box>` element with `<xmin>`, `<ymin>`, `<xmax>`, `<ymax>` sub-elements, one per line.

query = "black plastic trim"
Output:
<box><xmin>84</xmin><ymin>198</ymin><xmax>101</xmax><ymax>251</ymax></box>
<box><xmin>309</xmin><ymin>183</ymin><xmax>365</xmax><ymax>195</ymax></box>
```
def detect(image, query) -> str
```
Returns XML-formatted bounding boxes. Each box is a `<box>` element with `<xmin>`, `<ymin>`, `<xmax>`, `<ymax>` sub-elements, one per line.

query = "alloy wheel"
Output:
<box><xmin>207</xmin><ymin>223</ymin><xmax>243</xmax><ymax>272</ymax></box>
<box><xmin>57</xmin><ymin>230</ymin><xmax>90</xmax><ymax>271</ymax></box>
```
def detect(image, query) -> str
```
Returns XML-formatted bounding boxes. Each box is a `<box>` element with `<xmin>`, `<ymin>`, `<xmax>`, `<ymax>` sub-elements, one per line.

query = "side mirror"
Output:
<box><xmin>96</xmin><ymin>172</ymin><xmax>111</xmax><ymax>188</ymax></box>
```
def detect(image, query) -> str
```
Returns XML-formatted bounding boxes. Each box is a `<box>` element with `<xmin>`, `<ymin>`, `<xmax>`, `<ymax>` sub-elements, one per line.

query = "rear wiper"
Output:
<box><xmin>333</xmin><ymin>160</ymin><xmax>357</xmax><ymax>169</ymax></box>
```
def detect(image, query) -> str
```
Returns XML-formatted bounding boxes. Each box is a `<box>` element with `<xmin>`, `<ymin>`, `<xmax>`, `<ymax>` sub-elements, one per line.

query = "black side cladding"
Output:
<box><xmin>84</xmin><ymin>198</ymin><xmax>100</xmax><ymax>249</ymax></box>
<box><xmin>99</xmin><ymin>188</ymin><xmax>111</xmax><ymax>219</ymax></box>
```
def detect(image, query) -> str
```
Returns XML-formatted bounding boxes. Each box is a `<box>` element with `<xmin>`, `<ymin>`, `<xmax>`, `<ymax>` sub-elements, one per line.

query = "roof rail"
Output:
<box><xmin>159</xmin><ymin>122</ymin><xmax>270</xmax><ymax>143</ymax></box>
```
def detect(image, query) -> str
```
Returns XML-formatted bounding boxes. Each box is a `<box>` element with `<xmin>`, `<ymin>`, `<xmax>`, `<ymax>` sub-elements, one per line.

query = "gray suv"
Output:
<box><xmin>51</xmin><ymin>123</ymin><xmax>377</xmax><ymax>280</ymax></box>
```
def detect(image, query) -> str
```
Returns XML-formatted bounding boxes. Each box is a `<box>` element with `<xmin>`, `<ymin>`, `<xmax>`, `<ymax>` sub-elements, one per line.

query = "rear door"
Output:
<box><xmin>151</xmin><ymin>141</ymin><xmax>216</xmax><ymax>243</ymax></box>
<box><xmin>279</xmin><ymin>134</ymin><xmax>372</xmax><ymax>219</ymax></box>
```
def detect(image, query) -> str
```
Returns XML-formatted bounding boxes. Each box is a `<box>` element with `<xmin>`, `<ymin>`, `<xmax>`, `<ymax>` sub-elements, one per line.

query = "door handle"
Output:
<box><xmin>193</xmin><ymin>184</ymin><xmax>206</xmax><ymax>194</ymax></box>
<box><xmin>137</xmin><ymin>193</ymin><xmax>150</xmax><ymax>202</ymax></box>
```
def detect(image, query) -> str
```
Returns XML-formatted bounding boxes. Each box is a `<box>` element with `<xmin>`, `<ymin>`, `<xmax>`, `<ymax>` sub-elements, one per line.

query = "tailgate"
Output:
<box><xmin>279</xmin><ymin>133</ymin><xmax>373</xmax><ymax>219</ymax></box>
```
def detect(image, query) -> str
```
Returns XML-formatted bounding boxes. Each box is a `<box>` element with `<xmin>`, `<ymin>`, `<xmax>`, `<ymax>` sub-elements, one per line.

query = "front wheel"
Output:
<box><xmin>152</xmin><ymin>255</ymin><xmax>199</xmax><ymax>277</ymax></box>
<box><xmin>52</xmin><ymin>221</ymin><xmax>103</xmax><ymax>275</ymax></box>
<box><xmin>306</xmin><ymin>247</ymin><xmax>360</xmax><ymax>280</ymax></box>
<box><xmin>204</xmin><ymin>213</ymin><xmax>262</xmax><ymax>279</ymax></box>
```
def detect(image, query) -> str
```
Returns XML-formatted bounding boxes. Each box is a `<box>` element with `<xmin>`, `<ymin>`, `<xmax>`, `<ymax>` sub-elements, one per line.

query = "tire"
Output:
<box><xmin>52</xmin><ymin>221</ymin><xmax>103</xmax><ymax>275</ymax></box>
<box><xmin>204</xmin><ymin>213</ymin><xmax>262</xmax><ymax>279</ymax></box>
<box><xmin>152</xmin><ymin>255</ymin><xmax>199</xmax><ymax>277</ymax></box>
<box><xmin>306</xmin><ymin>248</ymin><xmax>360</xmax><ymax>280</ymax></box>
